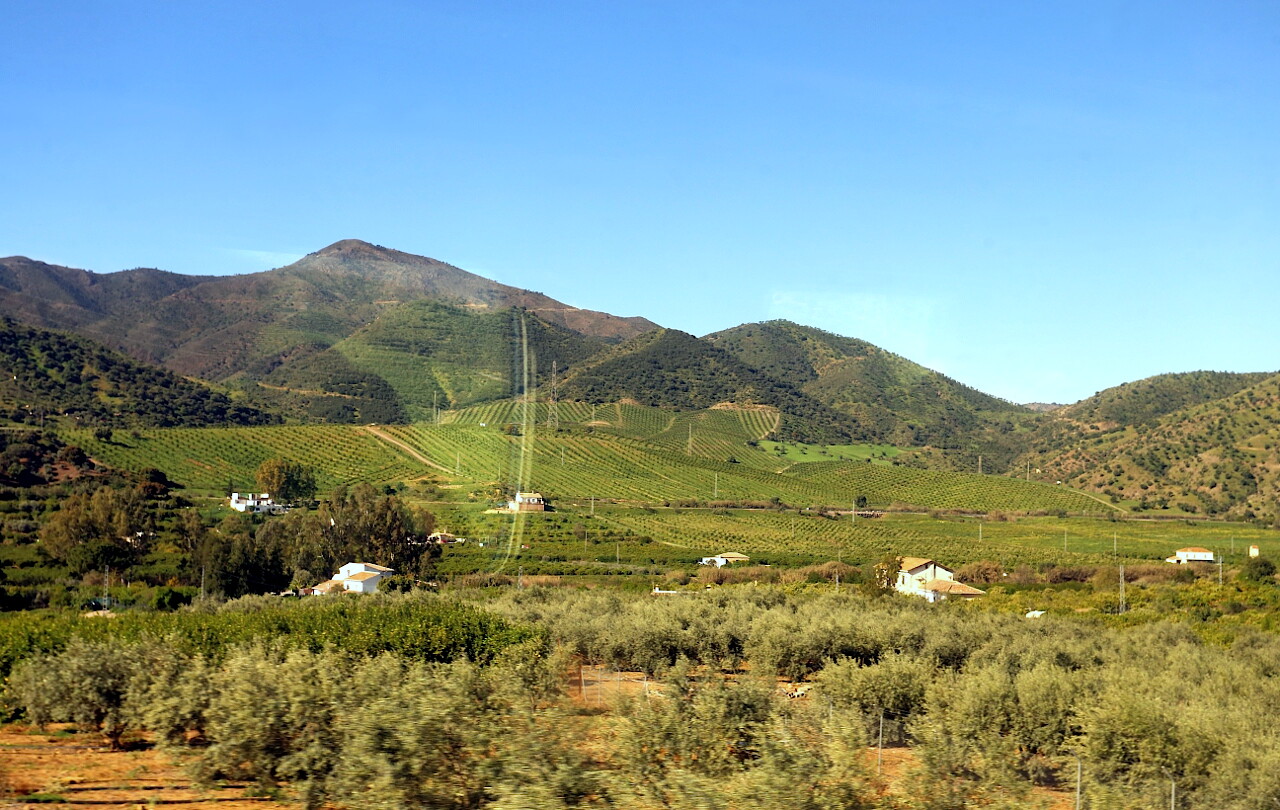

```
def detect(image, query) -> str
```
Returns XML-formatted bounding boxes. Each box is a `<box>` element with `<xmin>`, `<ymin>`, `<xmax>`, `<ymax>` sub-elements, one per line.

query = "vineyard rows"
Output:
<box><xmin>786</xmin><ymin>460</ymin><xmax>1113</xmax><ymax>514</ymax></box>
<box><xmin>67</xmin><ymin>418</ymin><xmax>1122</xmax><ymax>517</ymax></box>
<box><xmin>65</xmin><ymin>426</ymin><xmax>422</xmax><ymax>493</ymax></box>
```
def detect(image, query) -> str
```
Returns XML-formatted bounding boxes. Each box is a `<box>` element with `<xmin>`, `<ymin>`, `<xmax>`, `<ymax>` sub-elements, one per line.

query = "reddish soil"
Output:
<box><xmin>0</xmin><ymin>724</ymin><xmax>292</xmax><ymax>809</ymax></box>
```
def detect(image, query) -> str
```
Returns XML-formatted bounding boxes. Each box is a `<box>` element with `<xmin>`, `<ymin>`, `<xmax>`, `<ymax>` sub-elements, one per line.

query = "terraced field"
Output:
<box><xmin>68</xmin><ymin>411</ymin><xmax>1118</xmax><ymax>516</ymax></box>
<box><xmin>64</xmin><ymin>425</ymin><xmax>423</xmax><ymax>494</ymax></box>
<box><xmin>786</xmin><ymin>460</ymin><xmax>1113</xmax><ymax>515</ymax></box>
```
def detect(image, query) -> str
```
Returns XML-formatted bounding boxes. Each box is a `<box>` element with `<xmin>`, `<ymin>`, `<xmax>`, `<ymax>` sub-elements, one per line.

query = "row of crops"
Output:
<box><xmin>63</xmin><ymin>425</ymin><xmax>422</xmax><ymax>494</ymax></box>
<box><xmin>415</xmin><ymin>507</ymin><xmax>1276</xmax><ymax>576</ymax></box>
<box><xmin>69</xmin><ymin>415</ymin><xmax>1120</xmax><ymax>516</ymax></box>
<box><xmin>786</xmin><ymin>460</ymin><xmax>1115</xmax><ymax>515</ymax></box>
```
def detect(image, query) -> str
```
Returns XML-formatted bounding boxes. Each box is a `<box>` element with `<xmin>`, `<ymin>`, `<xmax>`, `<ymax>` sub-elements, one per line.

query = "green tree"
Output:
<box><xmin>255</xmin><ymin>457</ymin><xmax>317</xmax><ymax>504</ymax></box>
<box><xmin>1238</xmin><ymin>556</ymin><xmax>1276</xmax><ymax>584</ymax></box>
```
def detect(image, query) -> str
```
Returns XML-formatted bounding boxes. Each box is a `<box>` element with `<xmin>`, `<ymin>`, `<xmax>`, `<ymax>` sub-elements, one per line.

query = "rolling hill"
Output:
<box><xmin>0</xmin><ymin>239</ymin><xmax>656</xmax><ymax>389</ymax></box>
<box><xmin>0</xmin><ymin>318</ymin><xmax>275</xmax><ymax>428</ymax></box>
<box><xmin>557</xmin><ymin>328</ymin><xmax>860</xmax><ymax>443</ymax></box>
<box><xmin>706</xmin><ymin>321</ymin><xmax>1037</xmax><ymax>469</ymax></box>
<box><xmin>1020</xmin><ymin>371</ymin><xmax>1280</xmax><ymax>521</ymax></box>
<box><xmin>256</xmin><ymin>300</ymin><xmax>611</xmax><ymax>422</ymax></box>
<box><xmin>6</xmin><ymin>239</ymin><xmax>1278</xmax><ymax>518</ymax></box>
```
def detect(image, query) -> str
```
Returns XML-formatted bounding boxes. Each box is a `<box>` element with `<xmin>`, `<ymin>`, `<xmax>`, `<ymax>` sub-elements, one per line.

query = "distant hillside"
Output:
<box><xmin>253</xmin><ymin>301</ymin><xmax>609</xmax><ymax>422</ymax></box>
<box><xmin>0</xmin><ymin>240</ymin><xmax>657</xmax><ymax>388</ymax></box>
<box><xmin>558</xmin><ymin>328</ymin><xmax>859</xmax><ymax>443</ymax></box>
<box><xmin>1024</xmin><ymin>372</ymin><xmax>1280</xmax><ymax>521</ymax></box>
<box><xmin>705</xmin><ymin>321</ymin><xmax>1034</xmax><ymax>468</ymax></box>
<box><xmin>0</xmin><ymin>318</ymin><xmax>276</xmax><ymax>428</ymax></box>
<box><xmin>1059</xmin><ymin>371</ymin><xmax>1274</xmax><ymax>428</ymax></box>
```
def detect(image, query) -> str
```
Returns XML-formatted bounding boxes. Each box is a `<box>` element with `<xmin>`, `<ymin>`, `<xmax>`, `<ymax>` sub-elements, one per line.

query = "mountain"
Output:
<box><xmin>0</xmin><ymin>241</ymin><xmax>658</xmax><ymax>422</ymax></box>
<box><xmin>1056</xmin><ymin>371</ymin><xmax>1274</xmax><ymax>429</ymax></box>
<box><xmin>558</xmin><ymin>328</ymin><xmax>860</xmax><ymax>443</ymax></box>
<box><xmin>705</xmin><ymin>321</ymin><xmax>1035</xmax><ymax>468</ymax></box>
<box><xmin>0</xmin><ymin>318</ymin><xmax>275</xmax><ymax>428</ymax></box>
<box><xmin>0</xmin><ymin>240</ymin><xmax>656</xmax><ymax>380</ymax></box>
<box><xmin>256</xmin><ymin>300</ymin><xmax>610</xmax><ymax>422</ymax></box>
<box><xmin>1022</xmin><ymin>371</ymin><xmax>1280</xmax><ymax>520</ymax></box>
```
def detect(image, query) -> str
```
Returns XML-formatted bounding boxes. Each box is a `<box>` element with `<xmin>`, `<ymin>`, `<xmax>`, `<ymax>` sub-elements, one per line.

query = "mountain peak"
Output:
<box><xmin>312</xmin><ymin>239</ymin><xmax>403</xmax><ymax>260</ymax></box>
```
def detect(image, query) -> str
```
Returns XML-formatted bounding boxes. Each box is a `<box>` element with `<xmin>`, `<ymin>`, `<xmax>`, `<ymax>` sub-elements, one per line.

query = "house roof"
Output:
<box><xmin>901</xmin><ymin>557</ymin><xmax>953</xmax><ymax>574</ymax></box>
<box><xmin>1176</xmin><ymin>547</ymin><xmax>1212</xmax><ymax>554</ymax></box>
<box><xmin>312</xmin><ymin>580</ymin><xmax>343</xmax><ymax>593</ymax></box>
<box><xmin>346</xmin><ymin>571</ymin><xmax>385</xmax><ymax>581</ymax></box>
<box><xmin>715</xmin><ymin>552</ymin><xmax>750</xmax><ymax>560</ymax></box>
<box><xmin>923</xmin><ymin>579</ymin><xmax>985</xmax><ymax>596</ymax></box>
<box><xmin>348</xmin><ymin>562</ymin><xmax>394</xmax><ymax>572</ymax></box>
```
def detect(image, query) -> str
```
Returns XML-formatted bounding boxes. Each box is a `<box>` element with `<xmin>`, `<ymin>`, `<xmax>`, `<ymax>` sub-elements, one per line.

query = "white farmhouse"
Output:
<box><xmin>312</xmin><ymin>562</ymin><xmax>395</xmax><ymax>595</ymax></box>
<box><xmin>699</xmin><ymin>552</ymin><xmax>750</xmax><ymax>568</ymax></box>
<box><xmin>506</xmin><ymin>492</ymin><xmax>548</xmax><ymax>512</ymax></box>
<box><xmin>1166</xmin><ymin>547</ymin><xmax>1215</xmax><ymax>564</ymax></box>
<box><xmin>895</xmin><ymin>557</ymin><xmax>985</xmax><ymax>603</ymax></box>
<box><xmin>229</xmin><ymin>492</ymin><xmax>283</xmax><ymax>514</ymax></box>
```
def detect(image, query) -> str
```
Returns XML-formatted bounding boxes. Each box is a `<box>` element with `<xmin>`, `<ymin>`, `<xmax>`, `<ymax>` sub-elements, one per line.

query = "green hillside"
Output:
<box><xmin>705</xmin><ymin>320</ymin><xmax>1036</xmax><ymax>470</ymax></box>
<box><xmin>558</xmin><ymin>328</ymin><xmax>858</xmax><ymax>444</ymax></box>
<box><xmin>1060</xmin><ymin>370</ymin><xmax>1274</xmax><ymax>428</ymax></box>
<box><xmin>249</xmin><ymin>301</ymin><xmax>609</xmax><ymax>423</ymax></box>
<box><xmin>0</xmin><ymin>318</ymin><xmax>275</xmax><ymax>428</ymax></box>
<box><xmin>0</xmin><ymin>241</ymin><xmax>655</xmax><ymax>404</ymax></box>
<box><xmin>67</xmin><ymin>406</ymin><xmax>1116</xmax><ymax>516</ymax></box>
<box><xmin>1024</xmin><ymin>372</ymin><xmax>1280</xmax><ymax>521</ymax></box>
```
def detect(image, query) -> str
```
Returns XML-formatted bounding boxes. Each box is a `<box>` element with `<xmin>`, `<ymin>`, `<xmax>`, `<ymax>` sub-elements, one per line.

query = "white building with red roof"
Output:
<box><xmin>1167</xmin><ymin>547</ymin><xmax>1214</xmax><ymax>564</ymax></box>
<box><xmin>895</xmin><ymin>557</ymin><xmax>985</xmax><ymax>602</ymax></box>
<box><xmin>311</xmin><ymin>561</ymin><xmax>396</xmax><ymax>595</ymax></box>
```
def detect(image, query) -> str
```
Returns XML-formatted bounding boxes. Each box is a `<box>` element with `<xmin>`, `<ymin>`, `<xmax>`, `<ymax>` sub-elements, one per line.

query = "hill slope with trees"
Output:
<box><xmin>558</xmin><ymin>328</ymin><xmax>860</xmax><ymax>443</ymax></box>
<box><xmin>0</xmin><ymin>319</ymin><xmax>275</xmax><ymax>428</ymax></box>
<box><xmin>706</xmin><ymin>320</ymin><xmax>1036</xmax><ymax>469</ymax></box>
<box><xmin>1021</xmin><ymin>372</ymin><xmax>1280</xmax><ymax>521</ymax></box>
<box><xmin>0</xmin><ymin>240</ymin><xmax>656</xmax><ymax>388</ymax></box>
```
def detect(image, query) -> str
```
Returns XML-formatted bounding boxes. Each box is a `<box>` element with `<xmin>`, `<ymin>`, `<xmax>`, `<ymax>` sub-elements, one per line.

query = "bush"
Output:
<box><xmin>1239</xmin><ymin>557</ymin><xmax>1277</xmax><ymax>585</ymax></box>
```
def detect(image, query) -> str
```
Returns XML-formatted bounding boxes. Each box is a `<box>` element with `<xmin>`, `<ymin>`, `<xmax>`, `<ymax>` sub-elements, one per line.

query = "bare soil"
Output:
<box><xmin>0</xmin><ymin>724</ymin><xmax>292</xmax><ymax>809</ymax></box>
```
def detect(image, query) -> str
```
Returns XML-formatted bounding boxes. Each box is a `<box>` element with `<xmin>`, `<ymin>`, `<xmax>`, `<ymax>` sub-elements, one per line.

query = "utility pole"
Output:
<box><xmin>1119</xmin><ymin>565</ymin><xmax>1127</xmax><ymax>614</ymax></box>
<box><xmin>877</xmin><ymin>709</ymin><xmax>885</xmax><ymax>775</ymax></box>
<box><xmin>978</xmin><ymin>454</ymin><xmax>982</xmax><ymax>475</ymax></box>
<box><xmin>1218</xmin><ymin>554</ymin><xmax>1224</xmax><ymax>586</ymax></box>
<box><xmin>713</xmin><ymin>472</ymin><xmax>718</xmax><ymax>499</ymax></box>
<box><xmin>547</xmin><ymin>361</ymin><xmax>559</xmax><ymax>429</ymax></box>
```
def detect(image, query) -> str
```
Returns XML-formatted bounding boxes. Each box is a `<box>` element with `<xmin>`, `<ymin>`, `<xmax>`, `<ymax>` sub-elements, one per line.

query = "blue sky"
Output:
<box><xmin>3</xmin><ymin>1</ymin><xmax>1277</xmax><ymax>404</ymax></box>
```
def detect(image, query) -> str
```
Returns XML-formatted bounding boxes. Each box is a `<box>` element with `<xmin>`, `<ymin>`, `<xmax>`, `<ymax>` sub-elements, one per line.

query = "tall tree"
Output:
<box><xmin>255</xmin><ymin>458</ymin><xmax>317</xmax><ymax>503</ymax></box>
